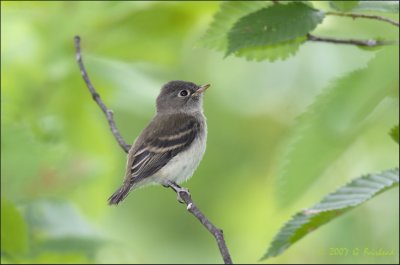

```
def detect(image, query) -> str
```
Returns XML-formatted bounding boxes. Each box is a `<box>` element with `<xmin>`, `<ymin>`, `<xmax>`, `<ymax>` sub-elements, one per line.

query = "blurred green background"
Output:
<box><xmin>1</xmin><ymin>1</ymin><xmax>399</xmax><ymax>264</ymax></box>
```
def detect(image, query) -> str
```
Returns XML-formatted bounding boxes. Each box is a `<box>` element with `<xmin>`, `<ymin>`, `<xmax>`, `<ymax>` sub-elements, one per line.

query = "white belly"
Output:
<box><xmin>154</xmin><ymin>130</ymin><xmax>207</xmax><ymax>185</ymax></box>
<box><xmin>134</xmin><ymin>126</ymin><xmax>207</xmax><ymax>189</ymax></box>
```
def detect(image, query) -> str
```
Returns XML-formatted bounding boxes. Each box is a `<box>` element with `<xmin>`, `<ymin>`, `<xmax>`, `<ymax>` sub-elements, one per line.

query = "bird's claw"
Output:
<box><xmin>166</xmin><ymin>181</ymin><xmax>190</xmax><ymax>203</ymax></box>
<box><xmin>176</xmin><ymin>187</ymin><xmax>190</xmax><ymax>204</ymax></box>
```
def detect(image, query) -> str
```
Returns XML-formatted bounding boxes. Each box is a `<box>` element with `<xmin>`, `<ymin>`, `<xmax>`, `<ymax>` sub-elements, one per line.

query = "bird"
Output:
<box><xmin>108</xmin><ymin>80</ymin><xmax>210</xmax><ymax>205</ymax></box>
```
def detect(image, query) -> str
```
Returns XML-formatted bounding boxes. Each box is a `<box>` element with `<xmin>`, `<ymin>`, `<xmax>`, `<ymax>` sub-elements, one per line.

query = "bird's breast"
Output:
<box><xmin>156</xmin><ymin>118</ymin><xmax>207</xmax><ymax>184</ymax></box>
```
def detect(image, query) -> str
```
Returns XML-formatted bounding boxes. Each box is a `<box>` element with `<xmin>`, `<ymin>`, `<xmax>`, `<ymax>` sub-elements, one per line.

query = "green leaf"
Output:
<box><xmin>234</xmin><ymin>37</ymin><xmax>306</xmax><ymax>62</ymax></box>
<box><xmin>199</xmin><ymin>1</ymin><xmax>269</xmax><ymax>51</ymax></box>
<box><xmin>263</xmin><ymin>168</ymin><xmax>399</xmax><ymax>260</ymax></box>
<box><xmin>277</xmin><ymin>47</ymin><xmax>399</xmax><ymax>206</ymax></box>
<box><xmin>390</xmin><ymin>124</ymin><xmax>399</xmax><ymax>144</ymax></box>
<box><xmin>25</xmin><ymin>200</ymin><xmax>104</xmax><ymax>256</ymax></box>
<box><xmin>353</xmin><ymin>1</ymin><xmax>399</xmax><ymax>13</ymax></box>
<box><xmin>329</xmin><ymin>1</ymin><xmax>359</xmax><ymax>12</ymax></box>
<box><xmin>226</xmin><ymin>2</ymin><xmax>324</xmax><ymax>55</ymax></box>
<box><xmin>1</xmin><ymin>198</ymin><xmax>29</xmax><ymax>256</ymax></box>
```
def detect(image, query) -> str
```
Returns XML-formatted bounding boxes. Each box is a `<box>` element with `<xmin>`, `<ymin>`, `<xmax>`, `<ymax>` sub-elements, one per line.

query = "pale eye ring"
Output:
<box><xmin>178</xmin><ymin>90</ymin><xmax>189</xmax><ymax>97</ymax></box>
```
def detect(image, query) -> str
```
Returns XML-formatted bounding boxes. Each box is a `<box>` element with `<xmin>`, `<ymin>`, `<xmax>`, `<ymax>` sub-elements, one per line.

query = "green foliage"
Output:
<box><xmin>226</xmin><ymin>2</ymin><xmax>324</xmax><ymax>56</ymax></box>
<box><xmin>390</xmin><ymin>125</ymin><xmax>399</xmax><ymax>144</ymax></box>
<box><xmin>200</xmin><ymin>1</ymin><xmax>307</xmax><ymax>61</ymax></box>
<box><xmin>1</xmin><ymin>1</ymin><xmax>399</xmax><ymax>264</ymax></box>
<box><xmin>1</xmin><ymin>198</ymin><xmax>29</xmax><ymax>256</ymax></box>
<box><xmin>200</xmin><ymin>1</ymin><xmax>268</xmax><ymax>51</ymax></box>
<box><xmin>25</xmin><ymin>200</ymin><xmax>104</xmax><ymax>256</ymax></box>
<box><xmin>234</xmin><ymin>37</ymin><xmax>306</xmax><ymax>62</ymax></box>
<box><xmin>0</xmin><ymin>200</ymin><xmax>103</xmax><ymax>263</ymax></box>
<box><xmin>20</xmin><ymin>253</ymin><xmax>89</xmax><ymax>264</ymax></box>
<box><xmin>329</xmin><ymin>1</ymin><xmax>359</xmax><ymax>12</ymax></box>
<box><xmin>201</xmin><ymin>1</ymin><xmax>398</xmax><ymax>62</ymax></box>
<box><xmin>353</xmin><ymin>1</ymin><xmax>399</xmax><ymax>13</ymax></box>
<box><xmin>263</xmin><ymin>168</ymin><xmax>399</xmax><ymax>260</ymax></box>
<box><xmin>277</xmin><ymin>47</ymin><xmax>399</xmax><ymax>206</ymax></box>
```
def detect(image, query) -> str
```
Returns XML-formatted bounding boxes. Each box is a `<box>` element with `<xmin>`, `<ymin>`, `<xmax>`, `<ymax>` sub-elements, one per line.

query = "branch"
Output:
<box><xmin>326</xmin><ymin>11</ymin><xmax>399</xmax><ymax>27</ymax></box>
<box><xmin>73</xmin><ymin>36</ymin><xmax>233</xmax><ymax>264</ymax></box>
<box><xmin>74</xmin><ymin>36</ymin><xmax>131</xmax><ymax>153</ymax></box>
<box><xmin>169</xmin><ymin>182</ymin><xmax>233</xmax><ymax>264</ymax></box>
<box><xmin>307</xmin><ymin>34</ymin><xmax>396</xmax><ymax>47</ymax></box>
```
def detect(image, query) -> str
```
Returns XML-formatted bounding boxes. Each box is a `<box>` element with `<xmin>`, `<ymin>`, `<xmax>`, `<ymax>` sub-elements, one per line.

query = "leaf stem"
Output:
<box><xmin>307</xmin><ymin>34</ymin><xmax>396</xmax><ymax>47</ymax></box>
<box><xmin>326</xmin><ymin>11</ymin><xmax>399</xmax><ymax>27</ymax></box>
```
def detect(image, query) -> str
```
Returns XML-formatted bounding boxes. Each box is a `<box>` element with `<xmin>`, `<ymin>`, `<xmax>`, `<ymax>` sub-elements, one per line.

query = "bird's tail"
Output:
<box><xmin>108</xmin><ymin>184</ymin><xmax>132</xmax><ymax>205</ymax></box>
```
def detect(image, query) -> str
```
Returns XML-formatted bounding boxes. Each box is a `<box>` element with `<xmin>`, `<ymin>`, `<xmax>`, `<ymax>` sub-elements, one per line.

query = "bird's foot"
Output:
<box><xmin>176</xmin><ymin>187</ymin><xmax>190</xmax><ymax>204</ymax></box>
<box><xmin>167</xmin><ymin>181</ymin><xmax>190</xmax><ymax>204</ymax></box>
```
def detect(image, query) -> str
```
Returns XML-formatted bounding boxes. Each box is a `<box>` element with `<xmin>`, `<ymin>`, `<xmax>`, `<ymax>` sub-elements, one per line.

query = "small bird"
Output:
<box><xmin>108</xmin><ymin>80</ymin><xmax>210</xmax><ymax>205</ymax></box>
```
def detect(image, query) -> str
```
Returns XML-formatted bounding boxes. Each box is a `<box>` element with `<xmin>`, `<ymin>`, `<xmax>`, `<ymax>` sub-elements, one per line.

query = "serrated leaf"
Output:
<box><xmin>262</xmin><ymin>168</ymin><xmax>399</xmax><ymax>260</ymax></box>
<box><xmin>199</xmin><ymin>1</ymin><xmax>312</xmax><ymax>61</ymax></box>
<box><xmin>1</xmin><ymin>198</ymin><xmax>29</xmax><ymax>256</ymax></box>
<box><xmin>353</xmin><ymin>1</ymin><xmax>399</xmax><ymax>13</ymax></box>
<box><xmin>234</xmin><ymin>37</ymin><xmax>306</xmax><ymax>62</ymax></box>
<box><xmin>226</xmin><ymin>2</ymin><xmax>324</xmax><ymax>55</ymax></box>
<box><xmin>330</xmin><ymin>1</ymin><xmax>359</xmax><ymax>12</ymax></box>
<box><xmin>277</xmin><ymin>47</ymin><xmax>399</xmax><ymax>207</ymax></box>
<box><xmin>199</xmin><ymin>1</ymin><xmax>269</xmax><ymax>51</ymax></box>
<box><xmin>390</xmin><ymin>124</ymin><xmax>399</xmax><ymax>144</ymax></box>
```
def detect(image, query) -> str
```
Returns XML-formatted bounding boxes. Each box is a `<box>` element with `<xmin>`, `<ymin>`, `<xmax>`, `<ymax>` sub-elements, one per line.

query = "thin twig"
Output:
<box><xmin>74</xmin><ymin>36</ymin><xmax>233</xmax><ymax>264</ymax></box>
<box><xmin>307</xmin><ymin>34</ymin><xmax>396</xmax><ymax>47</ymax></box>
<box><xmin>326</xmin><ymin>11</ymin><xmax>399</xmax><ymax>27</ymax></box>
<box><xmin>74</xmin><ymin>36</ymin><xmax>131</xmax><ymax>153</ymax></box>
<box><xmin>169</xmin><ymin>182</ymin><xmax>233</xmax><ymax>264</ymax></box>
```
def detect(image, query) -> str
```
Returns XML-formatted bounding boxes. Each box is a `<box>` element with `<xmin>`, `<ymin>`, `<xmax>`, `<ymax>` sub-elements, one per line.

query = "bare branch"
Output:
<box><xmin>169</xmin><ymin>182</ymin><xmax>233</xmax><ymax>264</ymax></box>
<box><xmin>74</xmin><ymin>36</ymin><xmax>233</xmax><ymax>264</ymax></box>
<box><xmin>326</xmin><ymin>12</ymin><xmax>399</xmax><ymax>27</ymax></box>
<box><xmin>74</xmin><ymin>36</ymin><xmax>131</xmax><ymax>153</ymax></box>
<box><xmin>307</xmin><ymin>34</ymin><xmax>396</xmax><ymax>47</ymax></box>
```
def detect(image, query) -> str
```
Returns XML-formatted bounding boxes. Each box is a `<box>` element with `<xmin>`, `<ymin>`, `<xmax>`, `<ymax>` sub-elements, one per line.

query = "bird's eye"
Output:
<box><xmin>178</xmin><ymin>90</ymin><xmax>189</xmax><ymax>97</ymax></box>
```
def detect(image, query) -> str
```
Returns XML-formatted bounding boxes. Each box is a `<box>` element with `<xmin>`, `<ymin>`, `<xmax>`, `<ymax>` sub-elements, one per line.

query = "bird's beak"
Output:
<box><xmin>192</xmin><ymin>84</ymin><xmax>210</xmax><ymax>97</ymax></box>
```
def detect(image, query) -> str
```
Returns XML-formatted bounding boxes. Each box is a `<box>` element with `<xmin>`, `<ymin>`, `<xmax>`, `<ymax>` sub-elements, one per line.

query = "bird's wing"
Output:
<box><xmin>124</xmin><ymin>114</ymin><xmax>201</xmax><ymax>186</ymax></box>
